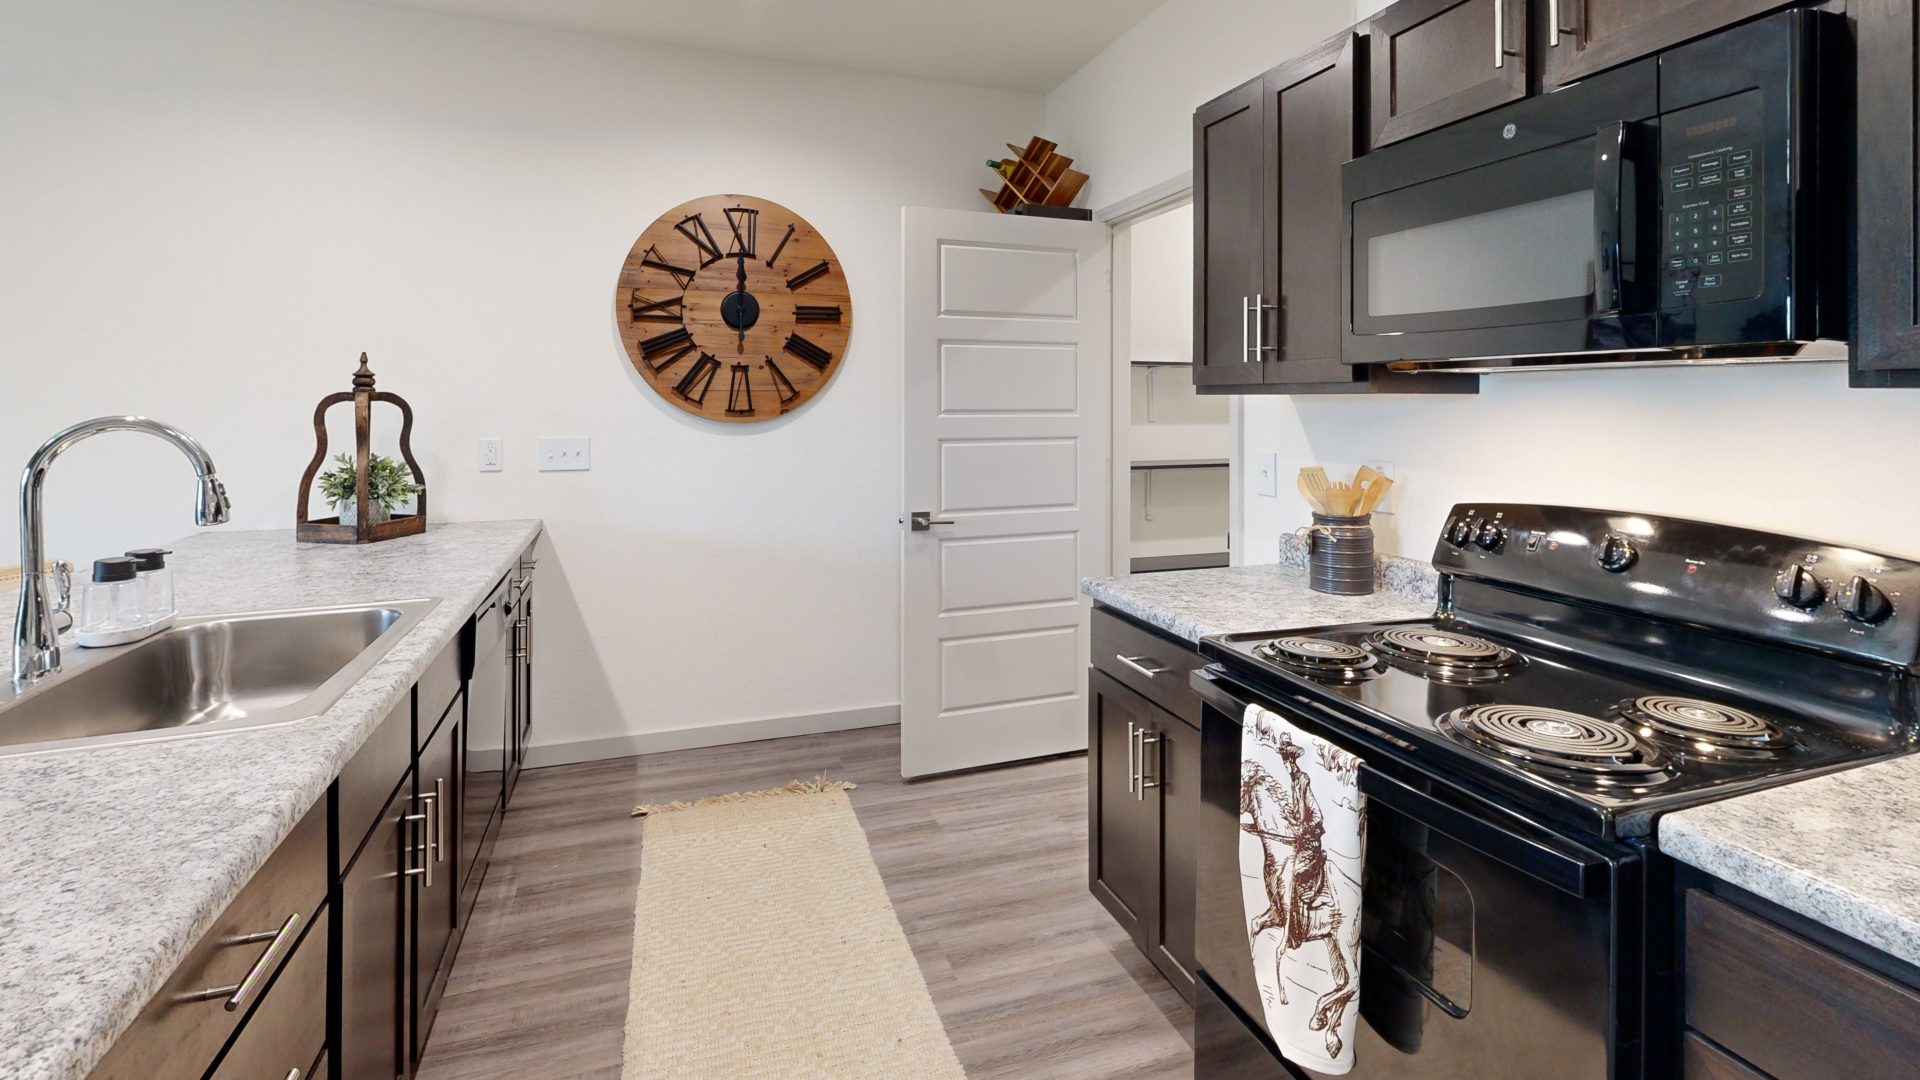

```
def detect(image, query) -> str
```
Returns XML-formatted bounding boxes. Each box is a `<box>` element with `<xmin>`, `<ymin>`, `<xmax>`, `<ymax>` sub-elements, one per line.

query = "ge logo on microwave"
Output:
<box><xmin>1502</xmin><ymin>123</ymin><xmax>1517</xmax><ymax>140</ymax></box>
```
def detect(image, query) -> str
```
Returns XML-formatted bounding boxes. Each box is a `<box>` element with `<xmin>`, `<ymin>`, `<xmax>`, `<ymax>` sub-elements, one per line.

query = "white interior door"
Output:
<box><xmin>900</xmin><ymin>206</ymin><xmax>1110</xmax><ymax>778</ymax></box>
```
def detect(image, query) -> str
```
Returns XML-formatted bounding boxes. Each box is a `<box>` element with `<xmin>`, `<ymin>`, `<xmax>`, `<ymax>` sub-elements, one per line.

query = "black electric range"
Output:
<box><xmin>1189</xmin><ymin>504</ymin><xmax>1920</xmax><ymax>1080</ymax></box>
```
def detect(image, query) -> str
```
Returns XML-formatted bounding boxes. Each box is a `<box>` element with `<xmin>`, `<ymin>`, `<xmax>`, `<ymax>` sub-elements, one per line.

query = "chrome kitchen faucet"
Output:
<box><xmin>12</xmin><ymin>417</ymin><xmax>230</xmax><ymax>687</ymax></box>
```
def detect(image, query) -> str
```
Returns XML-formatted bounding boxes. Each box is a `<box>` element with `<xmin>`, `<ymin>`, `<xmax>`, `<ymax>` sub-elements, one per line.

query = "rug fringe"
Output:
<box><xmin>631</xmin><ymin>776</ymin><xmax>857</xmax><ymax>817</ymax></box>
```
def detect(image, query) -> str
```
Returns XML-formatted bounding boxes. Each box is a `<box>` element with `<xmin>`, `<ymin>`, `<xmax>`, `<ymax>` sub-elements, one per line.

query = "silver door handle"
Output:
<box><xmin>183</xmin><ymin>911</ymin><xmax>304</xmax><ymax>1011</ymax></box>
<box><xmin>1115</xmin><ymin>654</ymin><xmax>1169</xmax><ymax>679</ymax></box>
<box><xmin>1138</xmin><ymin>731</ymin><xmax>1161</xmax><ymax>800</ymax></box>
<box><xmin>1494</xmin><ymin>0</ymin><xmax>1518</xmax><ymax>68</ymax></box>
<box><xmin>404</xmin><ymin>803</ymin><xmax>432</xmax><ymax>887</ymax></box>
<box><xmin>1241</xmin><ymin>294</ymin><xmax>1251</xmax><ymax>362</ymax></box>
<box><xmin>434</xmin><ymin>776</ymin><xmax>448</xmax><ymax>861</ymax></box>
<box><xmin>1125</xmin><ymin>720</ymin><xmax>1137</xmax><ymax>794</ymax></box>
<box><xmin>909</xmin><ymin>511</ymin><xmax>955</xmax><ymax>531</ymax></box>
<box><xmin>1254</xmin><ymin>293</ymin><xmax>1275</xmax><ymax>355</ymax></box>
<box><xmin>1548</xmin><ymin>0</ymin><xmax>1560</xmax><ymax>45</ymax></box>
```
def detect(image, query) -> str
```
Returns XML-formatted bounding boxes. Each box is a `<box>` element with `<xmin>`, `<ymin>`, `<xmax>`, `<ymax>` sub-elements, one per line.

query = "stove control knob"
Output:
<box><xmin>1474</xmin><ymin>522</ymin><xmax>1506</xmax><ymax>551</ymax></box>
<box><xmin>1596</xmin><ymin>533</ymin><xmax>1638</xmax><ymax>573</ymax></box>
<box><xmin>1839</xmin><ymin>577</ymin><xmax>1894</xmax><ymax>624</ymax></box>
<box><xmin>1446</xmin><ymin>516</ymin><xmax>1476</xmax><ymax>547</ymax></box>
<box><xmin>1774</xmin><ymin>565</ymin><xmax>1827</xmax><ymax>609</ymax></box>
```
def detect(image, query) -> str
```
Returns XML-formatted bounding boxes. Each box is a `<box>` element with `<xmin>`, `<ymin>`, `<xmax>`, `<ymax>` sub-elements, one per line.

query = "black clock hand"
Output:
<box><xmin>736</xmin><ymin>255</ymin><xmax>748</xmax><ymax>351</ymax></box>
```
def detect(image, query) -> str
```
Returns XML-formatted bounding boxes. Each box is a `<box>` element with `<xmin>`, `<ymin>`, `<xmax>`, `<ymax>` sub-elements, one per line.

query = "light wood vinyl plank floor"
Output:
<box><xmin>415</xmin><ymin>725</ymin><xmax>1193</xmax><ymax>1080</ymax></box>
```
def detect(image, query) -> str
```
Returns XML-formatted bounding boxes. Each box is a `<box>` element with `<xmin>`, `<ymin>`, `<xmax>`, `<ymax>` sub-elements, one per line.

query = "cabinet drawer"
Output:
<box><xmin>1091</xmin><ymin>607</ymin><xmax>1204</xmax><ymax>727</ymax></box>
<box><xmin>416</xmin><ymin>637</ymin><xmax>462</xmax><ymax>747</ymax></box>
<box><xmin>336</xmin><ymin>697</ymin><xmax>411</xmax><ymax>871</ymax></box>
<box><xmin>1682</xmin><ymin>1032</ymin><xmax>1766</xmax><ymax>1080</ymax></box>
<box><xmin>89</xmin><ymin>799</ymin><xmax>327</xmax><ymax>1080</ymax></box>
<box><xmin>1685</xmin><ymin>890</ymin><xmax>1920</xmax><ymax>1079</ymax></box>
<box><xmin>206</xmin><ymin>913</ymin><xmax>328</xmax><ymax>1080</ymax></box>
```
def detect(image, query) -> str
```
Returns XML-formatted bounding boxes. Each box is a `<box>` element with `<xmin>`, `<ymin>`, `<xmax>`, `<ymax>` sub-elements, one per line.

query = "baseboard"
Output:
<box><xmin>522</xmin><ymin>704</ymin><xmax>901</xmax><ymax>768</ymax></box>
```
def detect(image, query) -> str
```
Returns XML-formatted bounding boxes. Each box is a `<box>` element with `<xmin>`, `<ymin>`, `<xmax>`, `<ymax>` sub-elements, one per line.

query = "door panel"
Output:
<box><xmin>1088</xmin><ymin>670</ymin><xmax>1160</xmax><ymax>949</ymax></box>
<box><xmin>901</xmin><ymin>206</ymin><xmax>1109</xmax><ymax>778</ymax></box>
<box><xmin>339</xmin><ymin>781</ymin><xmax>412</xmax><ymax>1080</ymax></box>
<box><xmin>413</xmin><ymin>709</ymin><xmax>459</xmax><ymax>1059</ymax></box>
<box><xmin>1543</xmin><ymin>0</ymin><xmax>1788</xmax><ymax>88</ymax></box>
<box><xmin>1854</xmin><ymin>0</ymin><xmax>1920</xmax><ymax>386</ymax></box>
<box><xmin>1151</xmin><ymin>714</ymin><xmax>1201</xmax><ymax>1002</ymax></box>
<box><xmin>464</xmin><ymin>581</ymin><xmax>508</xmax><ymax>888</ymax></box>
<box><xmin>1370</xmin><ymin>0</ymin><xmax>1527</xmax><ymax>147</ymax></box>
<box><xmin>1268</xmin><ymin>30</ymin><xmax>1366</xmax><ymax>386</ymax></box>
<box><xmin>1193</xmin><ymin>79</ymin><xmax>1268</xmax><ymax>388</ymax></box>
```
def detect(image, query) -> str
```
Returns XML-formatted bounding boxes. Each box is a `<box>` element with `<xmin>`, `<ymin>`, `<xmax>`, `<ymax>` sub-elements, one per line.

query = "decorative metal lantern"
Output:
<box><xmin>296</xmin><ymin>353</ymin><xmax>427</xmax><ymax>544</ymax></box>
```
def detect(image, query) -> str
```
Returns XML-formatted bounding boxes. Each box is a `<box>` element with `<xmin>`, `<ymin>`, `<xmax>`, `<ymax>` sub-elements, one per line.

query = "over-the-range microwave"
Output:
<box><xmin>1342</xmin><ymin>10</ymin><xmax>1847</xmax><ymax>374</ymax></box>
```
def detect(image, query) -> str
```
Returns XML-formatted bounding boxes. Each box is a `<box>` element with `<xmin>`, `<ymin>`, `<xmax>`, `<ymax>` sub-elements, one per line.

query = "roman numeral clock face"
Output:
<box><xmin>615</xmin><ymin>194</ymin><xmax>851</xmax><ymax>422</ymax></box>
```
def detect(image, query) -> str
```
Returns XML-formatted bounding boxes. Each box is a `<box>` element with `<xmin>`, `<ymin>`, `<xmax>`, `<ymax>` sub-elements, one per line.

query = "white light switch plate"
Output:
<box><xmin>1257</xmin><ymin>453</ymin><xmax>1278</xmax><ymax>497</ymax></box>
<box><xmin>478</xmin><ymin>438</ymin><xmax>504</xmax><ymax>472</ymax></box>
<box><xmin>539</xmin><ymin>436</ymin><xmax>590</xmax><ymax>472</ymax></box>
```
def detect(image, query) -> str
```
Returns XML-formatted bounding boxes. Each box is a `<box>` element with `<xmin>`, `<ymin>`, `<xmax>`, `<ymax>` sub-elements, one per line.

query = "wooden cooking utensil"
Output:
<box><xmin>1359</xmin><ymin>474</ymin><xmax>1394</xmax><ymax>515</ymax></box>
<box><xmin>1296</xmin><ymin>471</ymin><xmax>1326</xmax><ymax>514</ymax></box>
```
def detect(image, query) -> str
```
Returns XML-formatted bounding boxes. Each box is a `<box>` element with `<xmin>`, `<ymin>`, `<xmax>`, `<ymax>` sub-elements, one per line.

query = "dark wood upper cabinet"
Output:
<box><xmin>1264</xmin><ymin>31</ymin><xmax>1368</xmax><ymax>388</ymax></box>
<box><xmin>1541</xmin><ymin>0</ymin><xmax>1795</xmax><ymax>88</ymax></box>
<box><xmin>1853</xmin><ymin>0</ymin><xmax>1920</xmax><ymax>387</ymax></box>
<box><xmin>1369</xmin><ymin>0</ymin><xmax>1527</xmax><ymax>147</ymax></box>
<box><xmin>1193</xmin><ymin>79</ymin><xmax>1269</xmax><ymax>389</ymax></box>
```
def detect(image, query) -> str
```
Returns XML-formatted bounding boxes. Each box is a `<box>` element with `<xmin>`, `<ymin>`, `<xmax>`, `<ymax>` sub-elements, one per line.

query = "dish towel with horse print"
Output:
<box><xmin>1240</xmin><ymin>703</ymin><xmax>1366</xmax><ymax>1075</ymax></box>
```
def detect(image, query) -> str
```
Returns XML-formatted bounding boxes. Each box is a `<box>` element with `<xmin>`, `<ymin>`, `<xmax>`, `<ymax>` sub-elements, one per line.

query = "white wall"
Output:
<box><xmin>1043</xmin><ymin>0</ymin><xmax>1353</xmax><ymax>210</ymax></box>
<box><xmin>0</xmin><ymin>0</ymin><xmax>1041</xmax><ymax>757</ymax></box>
<box><xmin>1051</xmin><ymin>0</ymin><xmax>1920</xmax><ymax>564</ymax></box>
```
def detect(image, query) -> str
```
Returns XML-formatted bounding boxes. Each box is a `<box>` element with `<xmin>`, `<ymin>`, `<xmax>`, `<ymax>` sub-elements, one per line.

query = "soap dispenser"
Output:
<box><xmin>125</xmin><ymin>547</ymin><xmax>175</xmax><ymax>622</ymax></box>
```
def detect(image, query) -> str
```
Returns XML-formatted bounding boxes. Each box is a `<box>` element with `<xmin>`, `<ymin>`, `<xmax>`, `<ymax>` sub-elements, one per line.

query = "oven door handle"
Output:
<box><xmin>1195</xmin><ymin>667</ymin><xmax>1608</xmax><ymax>899</ymax></box>
<box><xmin>1359</xmin><ymin>766</ymin><xmax>1607</xmax><ymax>898</ymax></box>
<box><xmin>1592</xmin><ymin>120</ymin><xmax>1649</xmax><ymax>317</ymax></box>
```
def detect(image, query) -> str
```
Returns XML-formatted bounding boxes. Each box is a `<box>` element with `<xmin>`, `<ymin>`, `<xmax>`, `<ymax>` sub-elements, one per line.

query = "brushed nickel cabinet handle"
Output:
<box><xmin>434</xmin><ymin>776</ymin><xmax>448</xmax><ymax>861</ymax></box>
<box><xmin>1125</xmin><ymin>720</ymin><xmax>1137</xmax><ymax>794</ymax></box>
<box><xmin>1548</xmin><ymin>0</ymin><xmax>1560</xmax><ymax>45</ymax></box>
<box><xmin>1241</xmin><ymin>295</ymin><xmax>1251</xmax><ymax>361</ymax></box>
<box><xmin>404</xmin><ymin>808</ymin><xmax>430</xmax><ymax>885</ymax></box>
<box><xmin>285</xmin><ymin>1069</ymin><xmax>302</xmax><ymax>1080</ymax></box>
<box><xmin>183</xmin><ymin>911</ymin><xmax>304</xmax><ymax>1012</ymax></box>
<box><xmin>1495</xmin><ymin>0</ymin><xmax>1520</xmax><ymax>68</ymax></box>
<box><xmin>1139</xmin><ymin>731</ymin><xmax>1162</xmax><ymax>799</ymax></box>
<box><xmin>1115</xmin><ymin>654</ymin><xmax>1169</xmax><ymax>679</ymax></box>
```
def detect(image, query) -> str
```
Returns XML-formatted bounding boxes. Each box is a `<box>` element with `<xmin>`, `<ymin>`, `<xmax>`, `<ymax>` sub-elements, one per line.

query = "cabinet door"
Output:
<box><xmin>1088</xmin><ymin>669</ymin><xmax>1161</xmax><ymax>948</ymax></box>
<box><xmin>1541</xmin><ymin>0</ymin><xmax>1787</xmax><ymax>89</ymax></box>
<box><xmin>1148</xmin><ymin>715</ymin><xmax>1201</xmax><ymax>1003</ymax></box>
<box><xmin>1855</xmin><ymin>0</ymin><xmax>1920</xmax><ymax>387</ymax></box>
<box><xmin>413</xmin><ymin>708</ymin><xmax>459</xmax><ymax>1060</ymax></box>
<box><xmin>339</xmin><ymin>780</ymin><xmax>413</xmax><ymax>1080</ymax></box>
<box><xmin>1193</xmin><ymin>79</ymin><xmax>1269</xmax><ymax>389</ymax></box>
<box><xmin>1369</xmin><ymin>0</ymin><xmax>1527</xmax><ymax>147</ymax></box>
<box><xmin>1264</xmin><ymin>30</ymin><xmax>1366</xmax><ymax>387</ymax></box>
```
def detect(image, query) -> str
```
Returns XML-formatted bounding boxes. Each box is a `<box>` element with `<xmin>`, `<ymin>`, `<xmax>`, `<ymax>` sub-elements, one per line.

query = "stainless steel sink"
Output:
<box><xmin>0</xmin><ymin>599</ymin><xmax>438</xmax><ymax>757</ymax></box>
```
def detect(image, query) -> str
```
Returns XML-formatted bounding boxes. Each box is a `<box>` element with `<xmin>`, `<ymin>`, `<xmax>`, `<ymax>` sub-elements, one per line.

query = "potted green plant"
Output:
<box><xmin>316</xmin><ymin>452</ymin><xmax>422</xmax><ymax>526</ymax></box>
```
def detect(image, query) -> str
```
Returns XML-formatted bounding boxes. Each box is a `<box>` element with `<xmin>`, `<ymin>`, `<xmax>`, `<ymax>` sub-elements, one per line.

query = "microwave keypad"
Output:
<box><xmin>1665</xmin><ymin>147</ymin><xmax>1759</xmax><ymax>306</ymax></box>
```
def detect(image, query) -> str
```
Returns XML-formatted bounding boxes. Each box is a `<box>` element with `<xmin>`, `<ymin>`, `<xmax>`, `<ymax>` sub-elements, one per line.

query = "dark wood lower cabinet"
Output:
<box><xmin>1087</xmin><ymin>608</ymin><xmax>1204</xmax><ymax>1004</ymax></box>
<box><xmin>414</xmin><ymin>701</ymin><xmax>461</xmax><ymax>1059</ymax></box>
<box><xmin>338</xmin><ymin>776</ymin><xmax>414</xmax><ymax>1080</ymax></box>
<box><xmin>1681</xmin><ymin>886</ymin><xmax>1920</xmax><ymax>1079</ymax></box>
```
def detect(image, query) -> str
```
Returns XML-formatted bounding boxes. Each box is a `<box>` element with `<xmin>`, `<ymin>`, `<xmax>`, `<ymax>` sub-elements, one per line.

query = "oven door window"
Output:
<box><xmin>1362</xmin><ymin>811</ymin><xmax>1473</xmax><ymax>1020</ymax></box>
<box><xmin>1353</xmin><ymin>136</ymin><xmax>1598</xmax><ymax>335</ymax></box>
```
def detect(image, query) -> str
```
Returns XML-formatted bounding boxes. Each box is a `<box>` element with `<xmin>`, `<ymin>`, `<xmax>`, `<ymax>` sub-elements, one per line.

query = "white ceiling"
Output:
<box><xmin>368</xmin><ymin>0</ymin><xmax>1166</xmax><ymax>93</ymax></box>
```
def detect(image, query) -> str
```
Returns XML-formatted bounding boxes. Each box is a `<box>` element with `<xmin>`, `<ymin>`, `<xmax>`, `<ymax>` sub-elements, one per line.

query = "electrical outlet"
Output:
<box><xmin>538</xmin><ymin>436</ymin><xmax>590</xmax><ymax>472</ymax></box>
<box><xmin>478</xmin><ymin>438</ymin><xmax>504</xmax><ymax>472</ymax></box>
<box><xmin>1257</xmin><ymin>452</ymin><xmax>1278</xmax><ymax>497</ymax></box>
<box><xmin>1365</xmin><ymin>459</ymin><xmax>1394</xmax><ymax>513</ymax></box>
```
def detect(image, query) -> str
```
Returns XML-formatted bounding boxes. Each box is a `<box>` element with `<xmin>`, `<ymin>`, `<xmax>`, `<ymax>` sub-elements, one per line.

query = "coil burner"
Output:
<box><xmin>1365</xmin><ymin>627</ymin><xmax>1521</xmax><ymax>682</ymax></box>
<box><xmin>1438</xmin><ymin>704</ymin><xmax>1671</xmax><ymax>782</ymax></box>
<box><xmin>1611</xmin><ymin>695</ymin><xmax>1798</xmax><ymax>761</ymax></box>
<box><xmin>1253</xmin><ymin>636</ymin><xmax>1383</xmax><ymax>681</ymax></box>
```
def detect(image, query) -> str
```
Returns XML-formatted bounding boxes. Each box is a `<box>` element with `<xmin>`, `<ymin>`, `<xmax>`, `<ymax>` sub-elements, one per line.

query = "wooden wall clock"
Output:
<box><xmin>615</xmin><ymin>194</ymin><xmax>851</xmax><ymax>422</ymax></box>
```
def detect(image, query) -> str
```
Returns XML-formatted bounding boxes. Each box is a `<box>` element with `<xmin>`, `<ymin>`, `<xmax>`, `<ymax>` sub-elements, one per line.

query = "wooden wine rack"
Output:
<box><xmin>978</xmin><ymin>137</ymin><xmax>1090</xmax><ymax>213</ymax></box>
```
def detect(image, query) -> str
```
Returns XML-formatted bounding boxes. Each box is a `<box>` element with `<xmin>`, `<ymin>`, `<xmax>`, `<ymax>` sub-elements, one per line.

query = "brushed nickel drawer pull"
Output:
<box><xmin>404</xmin><ymin>807</ymin><xmax>430</xmax><ymax>884</ymax></box>
<box><xmin>1139</xmin><ymin>731</ymin><xmax>1162</xmax><ymax>800</ymax></box>
<box><xmin>434</xmin><ymin>776</ymin><xmax>448</xmax><ymax>861</ymax></box>
<box><xmin>184</xmin><ymin>911</ymin><xmax>304</xmax><ymax>1011</ymax></box>
<box><xmin>1115</xmin><ymin>654</ymin><xmax>1169</xmax><ymax>679</ymax></box>
<box><xmin>285</xmin><ymin>1069</ymin><xmax>302</xmax><ymax>1080</ymax></box>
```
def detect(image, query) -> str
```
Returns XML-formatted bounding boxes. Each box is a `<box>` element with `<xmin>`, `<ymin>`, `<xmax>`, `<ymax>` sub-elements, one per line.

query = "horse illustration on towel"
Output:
<box><xmin>1241</xmin><ymin>721</ymin><xmax>1363</xmax><ymax>1061</ymax></box>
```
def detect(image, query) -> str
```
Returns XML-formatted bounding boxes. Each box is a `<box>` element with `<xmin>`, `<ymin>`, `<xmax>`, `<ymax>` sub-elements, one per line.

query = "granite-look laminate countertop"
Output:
<box><xmin>1660</xmin><ymin>754</ymin><xmax>1920</xmax><ymax>969</ymax></box>
<box><xmin>1080</xmin><ymin>550</ymin><xmax>1438</xmax><ymax>644</ymax></box>
<box><xmin>0</xmin><ymin>520</ymin><xmax>541</xmax><ymax>1080</ymax></box>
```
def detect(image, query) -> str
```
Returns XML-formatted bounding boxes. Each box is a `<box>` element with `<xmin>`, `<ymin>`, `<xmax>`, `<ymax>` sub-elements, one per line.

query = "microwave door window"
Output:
<box><xmin>1367</xmin><ymin>190</ymin><xmax>1596</xmax><ymax>317</ymax></box>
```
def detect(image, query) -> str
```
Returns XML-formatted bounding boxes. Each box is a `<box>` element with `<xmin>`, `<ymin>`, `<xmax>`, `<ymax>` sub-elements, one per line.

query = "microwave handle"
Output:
<box><xmin>1597</xmin><ymin>123</ymin><xmax>1628</xmax><ymax>315</ymax></box>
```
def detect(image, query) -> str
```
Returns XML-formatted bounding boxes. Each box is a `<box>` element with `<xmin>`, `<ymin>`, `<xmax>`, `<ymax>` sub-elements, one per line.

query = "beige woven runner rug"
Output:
<box><xmin>623</xmin><ymin>780</ymin><xmax>966</xmax><ymax>1079</ymax></box>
